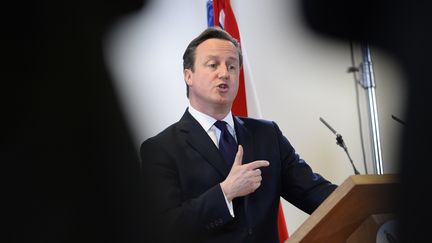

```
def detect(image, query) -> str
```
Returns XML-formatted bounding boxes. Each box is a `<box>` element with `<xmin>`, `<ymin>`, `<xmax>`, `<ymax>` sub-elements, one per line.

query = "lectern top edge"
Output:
<box><xmin>348</xmin><ymin>174</ymin><xmax>398</xmax><ymax>185</ymax></box>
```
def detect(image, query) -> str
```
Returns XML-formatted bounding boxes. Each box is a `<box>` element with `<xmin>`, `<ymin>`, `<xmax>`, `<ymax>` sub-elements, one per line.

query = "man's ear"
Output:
<box><xmin>184</xmin><ymin>69</ymin><xmax>193</xmax><ymax>86</ymax></box>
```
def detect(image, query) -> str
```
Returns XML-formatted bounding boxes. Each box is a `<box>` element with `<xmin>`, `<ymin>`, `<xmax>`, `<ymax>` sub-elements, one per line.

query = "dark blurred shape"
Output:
<box><xmin>4</xmin><ymin>1</ymin><xmax>151</xmax><ymax>242</ymax></box>
<box><xmin>299</xmin><ymin>0</ymin><xmax>432</xmax><ymax>242</ymax></box>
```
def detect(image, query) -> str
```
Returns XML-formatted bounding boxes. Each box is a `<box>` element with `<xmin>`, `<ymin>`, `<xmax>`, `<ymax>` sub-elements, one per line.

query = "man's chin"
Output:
<box><xmin>215</xmin><ymin>97</ymin><xmax>233</xmax><ymax>106</ymax></box>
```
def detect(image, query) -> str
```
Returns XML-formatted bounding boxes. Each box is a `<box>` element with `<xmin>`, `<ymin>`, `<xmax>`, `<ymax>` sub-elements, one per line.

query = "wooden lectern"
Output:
<box><xmin>286</xmin><ymin>174</ymin><xmax>398</xmax><ymax>243</ymax></box>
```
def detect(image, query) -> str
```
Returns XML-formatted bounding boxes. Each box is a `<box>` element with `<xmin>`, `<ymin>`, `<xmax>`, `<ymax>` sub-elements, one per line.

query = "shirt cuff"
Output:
<box><xmin>222</xmin><ymin>188</ymin><xmax>235</xmax><ymax>217</ymax></box>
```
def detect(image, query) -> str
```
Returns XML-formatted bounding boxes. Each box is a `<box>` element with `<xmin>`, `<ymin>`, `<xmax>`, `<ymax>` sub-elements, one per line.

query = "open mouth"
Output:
<box><xmin>218</xmin><ymin>83</ymin><xmax>228</xmax><ymax>90</ymax></box>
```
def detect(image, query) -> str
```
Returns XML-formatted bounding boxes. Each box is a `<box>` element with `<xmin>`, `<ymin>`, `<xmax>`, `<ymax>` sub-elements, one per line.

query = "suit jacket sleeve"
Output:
<box><xmin>140</xmin><ymin>136</ymin><xmax>234</xmax><ymax>240</ymax></box>
<box><xmin>273</xmin><ymin>121</ymin><xmax>337</xmax><ymax>214</ymax></box>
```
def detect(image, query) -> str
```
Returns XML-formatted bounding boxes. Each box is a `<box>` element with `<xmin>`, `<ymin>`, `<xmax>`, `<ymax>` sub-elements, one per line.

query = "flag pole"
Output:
<box><xmin>360</xmin><ymin>43</ymin><xmax>384</xmax><ymax>175</ymax></box>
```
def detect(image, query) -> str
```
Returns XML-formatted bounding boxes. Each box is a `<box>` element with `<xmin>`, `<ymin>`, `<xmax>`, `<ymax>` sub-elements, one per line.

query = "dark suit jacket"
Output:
<box><xmin>140</xmin><ymin>109</ymin><xmax>337</xmax><ymax>243</ymax></box>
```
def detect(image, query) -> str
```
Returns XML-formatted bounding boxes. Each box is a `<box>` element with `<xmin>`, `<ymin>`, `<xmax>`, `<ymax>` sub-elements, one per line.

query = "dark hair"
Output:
<box><xmin>183</xmin><ymin>27</ymin><xmax>243</xmax><ymax>97</ymax></box>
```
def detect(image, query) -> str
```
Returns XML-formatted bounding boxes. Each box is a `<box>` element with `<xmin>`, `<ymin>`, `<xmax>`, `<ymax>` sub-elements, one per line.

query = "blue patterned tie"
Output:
<box><xmin>214</xmin><ymin>120</ymin><xmax>238</xmax><ymax>166</ymax></box>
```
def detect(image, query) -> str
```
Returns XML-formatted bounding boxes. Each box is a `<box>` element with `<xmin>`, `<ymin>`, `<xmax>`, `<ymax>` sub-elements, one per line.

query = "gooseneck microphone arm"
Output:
<box><xmin>319</xmin><ymin>117</ymin><xmax>360</xmax><ymax>175</ymax></box>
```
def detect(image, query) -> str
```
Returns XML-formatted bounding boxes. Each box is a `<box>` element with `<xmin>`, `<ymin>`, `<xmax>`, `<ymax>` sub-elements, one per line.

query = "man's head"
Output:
<box><xmin>183</xmin><ymin>27</ymin><xmax>243</xmax><ymax>96</ymax></box>
<box><xmin>183</xmin><ymin>27</ymin><xmax>242</xmax><ymax>118</ymax></box>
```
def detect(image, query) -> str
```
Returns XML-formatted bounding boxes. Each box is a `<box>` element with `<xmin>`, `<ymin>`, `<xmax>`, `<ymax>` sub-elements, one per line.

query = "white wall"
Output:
<box><xmin>104</xmin><ymin>0</ymin><xmax>406</xmax><ymax>235</ymax></box>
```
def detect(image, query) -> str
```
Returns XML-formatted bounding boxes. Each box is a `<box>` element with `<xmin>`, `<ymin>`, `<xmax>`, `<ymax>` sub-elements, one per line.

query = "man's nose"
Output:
<box><xmin>218</xmin><ymin>65</ymin><xmax>229</xmax><ymax>79</ymax></box>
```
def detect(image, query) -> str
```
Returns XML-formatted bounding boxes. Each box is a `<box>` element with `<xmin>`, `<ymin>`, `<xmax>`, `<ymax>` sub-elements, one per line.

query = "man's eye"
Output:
<box><xmin>228</xmin><ymin>64</ymin><xmax>237</xmax><ymax>70</ymax></box>
<box><xmin>207</xmin><ymin>63</ymin><xmax>217</xmax><ymax>68</ymax></box>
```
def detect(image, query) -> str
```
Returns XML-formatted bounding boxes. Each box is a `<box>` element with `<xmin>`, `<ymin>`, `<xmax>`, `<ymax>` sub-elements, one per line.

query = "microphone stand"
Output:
<box><xmin>336</xmin><ymin>134</ymin><xmax>360</xmax><ymax>175</ymax></box>
<box><xmin>320</xmin><ymin>117</ymin><xmax>360</xmax><ymax>175</ymax></box>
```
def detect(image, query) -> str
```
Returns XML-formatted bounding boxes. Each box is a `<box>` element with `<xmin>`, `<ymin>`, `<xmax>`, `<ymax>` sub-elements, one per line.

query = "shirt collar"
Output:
<box><xmin>188</xmin><ymin>104</ymin><xmax>235</xmax><ymax>132</ymax></box>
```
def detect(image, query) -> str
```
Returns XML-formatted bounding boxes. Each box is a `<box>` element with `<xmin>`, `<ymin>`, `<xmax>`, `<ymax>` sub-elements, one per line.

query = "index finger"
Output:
<box><xmin>247</xmin><ymin>160</ymin><xmax>270</xmax><ymax>170</ymax></box>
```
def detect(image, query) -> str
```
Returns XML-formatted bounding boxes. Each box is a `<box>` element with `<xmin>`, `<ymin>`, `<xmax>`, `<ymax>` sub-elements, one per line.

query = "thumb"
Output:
<box><xmin>232</xmin><ymin>145</ymin><xmax>243</xmax><ymax>167</ymax></box>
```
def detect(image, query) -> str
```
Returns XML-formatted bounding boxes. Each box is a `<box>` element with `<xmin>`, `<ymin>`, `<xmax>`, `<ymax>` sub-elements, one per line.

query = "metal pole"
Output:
<box><xmin>360</xmin><ymin>43</ymin><xmax>384</xmax><ymax>174</ymax></box>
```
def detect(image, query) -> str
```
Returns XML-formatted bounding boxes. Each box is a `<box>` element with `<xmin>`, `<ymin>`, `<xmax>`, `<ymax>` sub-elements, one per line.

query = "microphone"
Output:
<box><xmin>391</xmin><ymin>114</ymin><xmax>407</xmax><ymax>126</ymax></box>
<box><xmin>319</xmin><ymin>117</ymin><xmax>360</xmax><ymax>175</ymax></box>
<box><xmin>319</xmin><ymin>117</ymin><xmax>338</xmax><ymax>136</ymax></box>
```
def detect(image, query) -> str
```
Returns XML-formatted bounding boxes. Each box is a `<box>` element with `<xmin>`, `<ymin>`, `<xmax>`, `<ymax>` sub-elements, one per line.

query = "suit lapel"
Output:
<box><xmin>234</xmin><ymin>116</ymin><xmax>254</xmax><ymax>165</ymax></box>
<box><xmin>177</xmin><ymin>111</ymin><xmax>255</xmax><ymax>177</ymax></box>
<box><xmin>178</xmin><ymin>110</ymin><xmax>230</xmax><ymax>177</ymax></box>
<box><xmin>233</xmin><ymin>116</ymin><xmax>255</xmax><ymax>227</ymax></box>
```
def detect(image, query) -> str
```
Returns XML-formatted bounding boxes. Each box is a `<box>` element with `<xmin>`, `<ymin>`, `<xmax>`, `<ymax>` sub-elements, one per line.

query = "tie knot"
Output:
<box><xmin>214</xmin><ymin>120</ymin><xmax>228</xmax><ymax>132</ymax></box>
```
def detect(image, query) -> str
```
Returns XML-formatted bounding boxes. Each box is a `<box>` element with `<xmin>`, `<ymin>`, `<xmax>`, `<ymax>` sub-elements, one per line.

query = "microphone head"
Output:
<box><xmin>319</xmin><ymin>117</ymin><xmax>338</xmax><ymax>135</ymax></box>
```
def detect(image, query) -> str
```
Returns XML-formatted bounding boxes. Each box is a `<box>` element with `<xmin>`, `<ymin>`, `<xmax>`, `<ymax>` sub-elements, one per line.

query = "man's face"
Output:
<box><xmin>184</xmin><ymin>38</ymin><xmax>240</xmax><ymax>114</ymax></box>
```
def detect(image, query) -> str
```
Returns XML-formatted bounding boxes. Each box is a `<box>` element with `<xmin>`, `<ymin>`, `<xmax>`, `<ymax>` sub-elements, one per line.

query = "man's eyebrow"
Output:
<box><xmin>227</xmin><ymin>56</ymin><xmax>239</xmax><ymax>62</ymax></box>
<box><xmin>205</xmin><ymin>55</ymin><xmax>238</xmax><ymax>61</ymax></box>
<box><xmin>204</xmin><ymin>55</ymin><xmax>219</xmax><ymax>60</ymax></box>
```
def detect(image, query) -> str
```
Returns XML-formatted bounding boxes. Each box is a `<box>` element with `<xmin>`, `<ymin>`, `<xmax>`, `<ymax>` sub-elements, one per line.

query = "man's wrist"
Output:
<box><xmin>220</xmin><ymin>181</ymin><xmax>233</xmax><ymax>201</ymax></box>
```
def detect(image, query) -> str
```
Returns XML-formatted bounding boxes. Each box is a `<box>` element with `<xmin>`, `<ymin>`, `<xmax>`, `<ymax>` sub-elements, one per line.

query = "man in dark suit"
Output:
<box><xmin>140</xmin><ymin>27</ymin><xmax>337</xmax><ymax>243</ymax></box>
